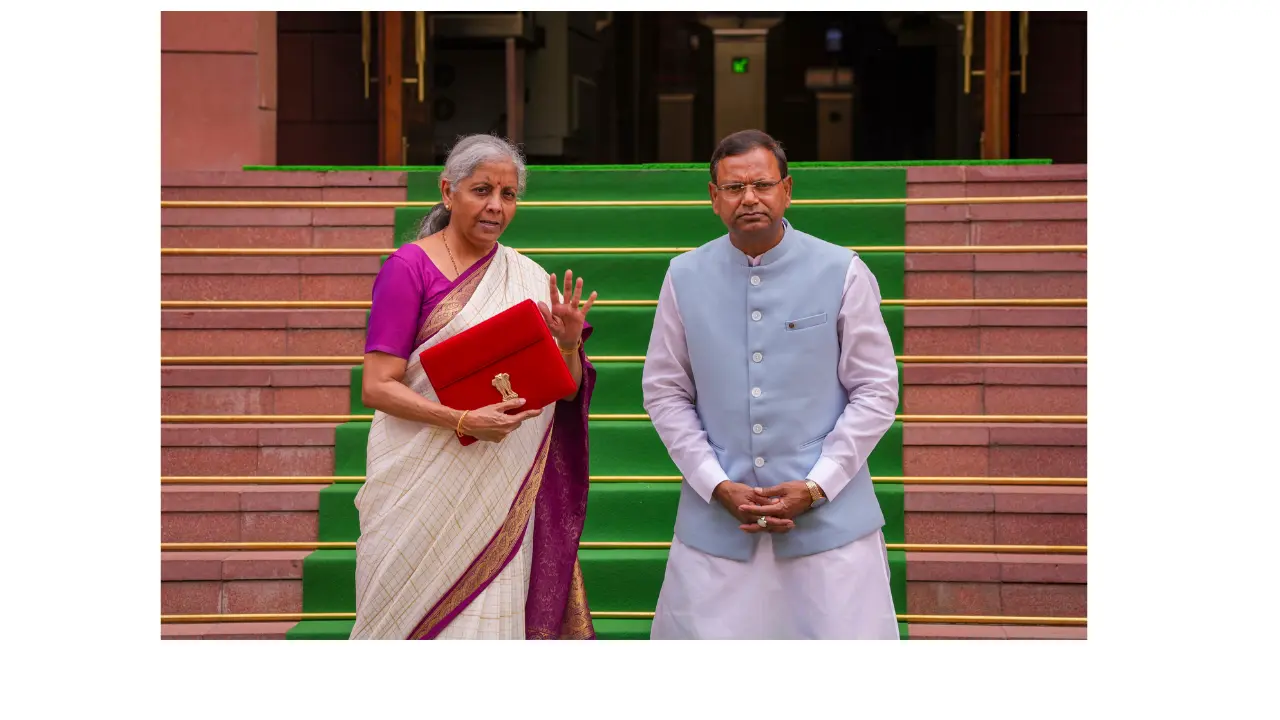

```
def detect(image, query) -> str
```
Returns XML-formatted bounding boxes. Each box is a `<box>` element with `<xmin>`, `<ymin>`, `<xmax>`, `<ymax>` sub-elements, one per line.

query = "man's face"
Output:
<box><xmin>709</xmin><ymin>147</ymin><xmax>793</xmax><ymax>236</ymax></box>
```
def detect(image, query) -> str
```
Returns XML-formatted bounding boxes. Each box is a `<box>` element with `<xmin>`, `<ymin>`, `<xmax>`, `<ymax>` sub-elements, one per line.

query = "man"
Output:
<box><xmin>641</xmin><ymin>129</ymin><xmax>901</xmax><ymax>640</ymax></box>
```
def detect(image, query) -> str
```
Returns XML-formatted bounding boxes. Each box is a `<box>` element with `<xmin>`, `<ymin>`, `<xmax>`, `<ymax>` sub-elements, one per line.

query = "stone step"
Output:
<box><xmin>162</xmin><ymin>226</ymin><xmax>394</xmax><ymax>250</ymax></box>
<box><xmin>161</xmin><ymin>424</ymin><xmax>336</xmax><ymax>477</ymax></box>
<box><xmin>162</xmin><ymin>310</ymin><xmax>367</xmax><ymax>356</ymax></box>
<box><xmin>161</xmin><ymin>307</ymin><xmax>1085</xmax><ymax>358</ymax></box>
<box><xmin>160</xmin><ymin>361</ymin><xmax>1085</xmax><ymax>416</ymax></box>
<box><xmin>903</xmin><ymin>362</ymin><xmax>1086</xmax><ymax>415</ymax></box>
<box><xmin>161</xmin><ymin>366</ymin><xmax>353</xmax><ymax>415</ymax></box>
<box><xmin>161</xmin><ymin>621</ymin><xmax>299</xmax><ymax>640</ymax></box>
<box><xmin>907</xmin><ymin>271</ymin><xmax>1086</xmax><ymax>300</ymax></box>
<box><xmin>160</xmin><ymin>483</ymin><xmax>1084</xmax><ymax>545</ymax></box>
<box><xmin>161</xmin><ymin>170</ymin><xmax>409</xmax><ymax>189</ymax></box>
<box><xmin>161</xmin><ymin>183</ymin><xmax>403</xmax><ymax>229</ymax></box>
<box><xmin>906</xmin><ymin>624</ymin><xmax>1085</xmax><ymax>640</ymax></box>
<box><xmin>161</xmin><ymin>485</ymin><xmax>324</xmax><ymax>543</ymax></box>
<box><xmin>160</xmin><ymin>420</ymin><xmax>1084</xmax><ymax>478</ymax></box>
<box><xmin>162</xmin><ymin>253</ymin><xmax>1083</xmax><ymax>302</ymax></box>
<box><xmin>160</xmin><ymin>549</ymin><xmax>1085</xmax><ymax>618</ymax></box>
<box><xmin>904</xmin><ymin>485</ymin><xmax>1086</xmax><ymax>545</ymax></box>
<box><xmin>159</xmin><ymin>619</ymin><xmax>1084</xmax><ymax>640</ymax></box>
<box><xmin>905</xmin><ymin>423</ymin><xmax>1085</xmax><ymax>478</ymax></box>
<box><xmin>161</xmin><ymin>550</ymin><xmax>309</xmax><ymax>614</ymax></box>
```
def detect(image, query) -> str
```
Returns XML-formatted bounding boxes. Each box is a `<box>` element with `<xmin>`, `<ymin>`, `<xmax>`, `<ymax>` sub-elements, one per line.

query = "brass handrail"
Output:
<box><xmin>158</xmin><ymin>611</ymin><xmax>1085</xmax><ymax>627</ymax></box>
<box><xmin>160</xmin><ymin>413</ymin><xmax>1086</xmax><ymax>424</ymax></box>
<box><xmin>159</xmin><ymin>354</ymin><xmax>1088</xmax><ymax>366</ymax></box>
<box><xmin>160</xmin><ymin>541</ymin><xmax>1085</xmax><ymax>554</ymax></box>
<box><xmin>160</xmin><ymin>194</ymin><xmax>1086</xmax><ymax>209</ymax></box>
<box><xmin>159</xmin><ymin>474</ymin><xmax>1086</xmax><ymax>487</ymax></box>
<box><xmin>160</xmin><ymin>244</ymin><xmax>1088</xmax><ymax>257</ymax></box>
<box><xmin>161</xmin><ymin>298</ymin><xmax>1087</xmax><ymax>310</ymax></box>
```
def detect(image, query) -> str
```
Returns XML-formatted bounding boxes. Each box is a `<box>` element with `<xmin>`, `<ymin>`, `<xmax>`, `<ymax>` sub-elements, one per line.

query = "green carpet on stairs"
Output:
<box><xmin>291</xmin><ymin>163</ymin><xmax>908</xmax><ymax>640</ymax></box>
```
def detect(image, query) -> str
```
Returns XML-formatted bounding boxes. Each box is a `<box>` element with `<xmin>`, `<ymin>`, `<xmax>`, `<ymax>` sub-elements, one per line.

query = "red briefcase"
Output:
<box><xmin>418</xmin><ymin>298</ymin><xmax>577</xmax><ymax>446</ymax></box>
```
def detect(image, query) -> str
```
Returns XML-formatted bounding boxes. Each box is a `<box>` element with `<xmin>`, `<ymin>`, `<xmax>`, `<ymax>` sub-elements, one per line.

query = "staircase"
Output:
<box><xmin>160</xmin><ymin>163</ymin><xmax>1087</xmax><ymax>640</ymax></box>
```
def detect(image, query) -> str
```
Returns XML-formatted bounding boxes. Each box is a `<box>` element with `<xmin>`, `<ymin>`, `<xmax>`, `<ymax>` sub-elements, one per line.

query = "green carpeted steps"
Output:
<box><xmin>286</xmin><ymin>619</ymin><xmax>358</xmax><ymax>640</ymax></box>
<box><xmin>308</xmin><ymin>468</ymin><xmax>904</xmax><ymax>545</ymax></box>
<box><xmin>373</xmin><ymin>251</ymin><xmax>905</xmax><ymax>305</ymax></box>
<box><xmin>290</xmin><ymin>163</ymin><xmax>910</xmax><ymax>641</ymax></box>
<box><xmin>332</xmin><ymin>419</ymin><xmax>903</xmax><ymax>480</ymax></box>
<box><xmin>395</xmin><ymin>206</ymin><xmax>905</xmax><ymax>249</ymax></box>
<box><xmin>288</xmin><ymin>546</ymin><xmax>906</xmax><ymax>640</ymax></box>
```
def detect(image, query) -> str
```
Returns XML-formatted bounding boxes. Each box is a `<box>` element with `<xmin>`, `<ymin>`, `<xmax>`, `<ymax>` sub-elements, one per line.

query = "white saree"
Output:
<box><xmin>349</xmin><ymin>245</ymin><xmax>559</xmax><ymax>640</ymax></box>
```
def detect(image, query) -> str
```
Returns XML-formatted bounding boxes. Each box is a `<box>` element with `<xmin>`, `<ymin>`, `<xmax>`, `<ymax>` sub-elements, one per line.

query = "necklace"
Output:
<box><xmin>440</xmin><ymin>230</ymin><xmax>461</xmax><ymax>277</ymax></box>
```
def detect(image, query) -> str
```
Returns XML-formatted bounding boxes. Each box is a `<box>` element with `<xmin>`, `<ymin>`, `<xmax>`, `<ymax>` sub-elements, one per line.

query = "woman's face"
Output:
<box><xmin>442</xmin><ymin>160</ymin><xmax>520</xmax><ymax>244</ymax></box>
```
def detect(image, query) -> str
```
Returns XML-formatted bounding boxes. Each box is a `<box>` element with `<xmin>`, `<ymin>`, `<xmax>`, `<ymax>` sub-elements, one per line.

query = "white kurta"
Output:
<box><xmin>643</xmin><ymin>248</ymin><xmax>901</xmax><ymax>640</ymax></box>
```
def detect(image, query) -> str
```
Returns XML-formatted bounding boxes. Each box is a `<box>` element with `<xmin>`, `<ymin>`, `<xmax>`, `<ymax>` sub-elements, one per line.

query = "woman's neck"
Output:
<box><xmin>445</xmin><ymin>228</ymin><xmax>496</xmax><ymax>264</ymax></box>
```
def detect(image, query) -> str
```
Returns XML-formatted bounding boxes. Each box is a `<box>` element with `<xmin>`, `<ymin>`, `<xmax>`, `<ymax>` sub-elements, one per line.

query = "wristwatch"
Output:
<box><xmin>805</xmin><ymin>480</ymin><xmax>827</xmax><ymax>508</ymax></box>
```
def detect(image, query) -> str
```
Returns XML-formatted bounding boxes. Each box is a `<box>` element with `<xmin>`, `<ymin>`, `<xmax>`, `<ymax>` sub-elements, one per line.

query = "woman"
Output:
<box><xmin>350</xmin><ymin>134</ymin><xmax>599</xmax><ymax>640</ymax></box>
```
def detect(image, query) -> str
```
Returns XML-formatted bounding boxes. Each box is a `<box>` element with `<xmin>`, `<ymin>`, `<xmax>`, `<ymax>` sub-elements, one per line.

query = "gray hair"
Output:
<box><xmin>417</xmin><ymin>134</ymin><xmax>528</xmax><ymax>238</ymax></box>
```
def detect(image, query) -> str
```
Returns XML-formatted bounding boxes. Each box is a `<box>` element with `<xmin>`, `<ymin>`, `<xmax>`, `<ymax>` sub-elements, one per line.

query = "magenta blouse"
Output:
<box><xmin>364</xmin><ymin>242</ymin><xmax>497</xmax><ymax>359</ymax></box>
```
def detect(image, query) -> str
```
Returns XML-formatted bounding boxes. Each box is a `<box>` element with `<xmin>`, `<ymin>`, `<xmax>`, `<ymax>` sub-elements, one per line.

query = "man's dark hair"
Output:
<box><xmin>709</xmin><ymin>129</ymin><xmax>789</xmax><ymax>185</ymax></box>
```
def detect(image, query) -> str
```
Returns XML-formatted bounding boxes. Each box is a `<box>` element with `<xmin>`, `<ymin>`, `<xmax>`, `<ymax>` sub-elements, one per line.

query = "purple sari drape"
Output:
<box><xmin>525</xmin><ymin>326</ymin><xmax>597</xmax><ymax>639</ymax></box>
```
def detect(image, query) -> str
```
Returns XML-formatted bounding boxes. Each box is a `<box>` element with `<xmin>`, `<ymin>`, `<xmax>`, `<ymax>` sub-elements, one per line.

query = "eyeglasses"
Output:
<box><xmin>714</xmin><ymin>179</ymin><xmax>785</xmax><ymax>197</ymax></box>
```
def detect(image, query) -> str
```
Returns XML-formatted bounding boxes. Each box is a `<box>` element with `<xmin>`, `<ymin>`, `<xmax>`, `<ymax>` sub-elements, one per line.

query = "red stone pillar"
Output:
<box><xmin>161</xmin><ymin>11</ymin><xmax>277</xmax><ymax>171</ymax></box>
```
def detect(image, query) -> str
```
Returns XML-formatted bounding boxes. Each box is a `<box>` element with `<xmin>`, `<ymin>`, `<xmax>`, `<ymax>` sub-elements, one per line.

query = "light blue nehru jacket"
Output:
<box><xmin>665</xmin><ymin>222</ymin><xmax>886</xmax><ymax>561</ymax></box>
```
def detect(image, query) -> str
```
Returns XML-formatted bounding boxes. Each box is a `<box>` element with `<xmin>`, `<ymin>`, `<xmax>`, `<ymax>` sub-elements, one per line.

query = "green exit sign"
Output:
<box><xmin>732</xmin><ymin>57</ymin><xmax>749</xmax><ymax>73</ymax></box>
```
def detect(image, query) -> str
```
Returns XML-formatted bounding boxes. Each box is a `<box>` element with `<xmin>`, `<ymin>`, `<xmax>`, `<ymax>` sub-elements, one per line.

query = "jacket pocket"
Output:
<box><xmin>784</xmin><ymin>312</ymin><xmax>828</xmax><ymax>332</ymax></box>
<box><xmin>799</xmin><ymin>432</ymin><xmax>829</xmax><ymax>450</ymax></box>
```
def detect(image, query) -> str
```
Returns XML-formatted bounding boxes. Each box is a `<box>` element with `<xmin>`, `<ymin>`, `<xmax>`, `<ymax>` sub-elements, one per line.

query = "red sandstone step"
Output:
<box><xmin>159</xmin><ymin>549</ymin><xmax>1084</xmax><ymax>617</ymax></box>
<box><xmin>906</xmin><ymin>218</ymin><xmax>1086</xmax><ymax>248</ymax></box>
<box><xmin>163</xmin><ymin>256</ymin><xmax>1084</xmax><ymax>302</ymax></box>
<box><xmin>161</xmin><ymin>550</ymin><xmax>309</xmax><ymax>614</ymax></box>
<box><xmin>159</xmin><ymin>621</ymin><xmax>1082</xmax><ymax>640</ymax></box>
<box><xmin>160</xmin><ymin>255</ymin><xmax>384</xmax><ymax>305</ymax></box>
<box><xmin>161</xmin><ymin>424</ymin><xmax>337</xmax><ymax>477</ymax></box>
<box><xmin>161</xmin><ymin>621</ymin><xmax>298</xmax><ymax>640</ymax></box>
<box><xmin>161</xmin><ymin>421</ymin><xmax>1083</xmax><ymax>477</ymax></box>
<box><xmin>904</xmin><ymin>423</ymin><xmax>1085</xmax><ymax>478</ymax></box>
<box><xmin>160</xmin><ymin>481</ymin><xmax>1084</xmax><ymax>548</ymax></box>
<box><xmin>906</xmin><ymin>165</ymin><xmax>1087</xmax><ymax>185</ymax></box>
<box><xmin>162</xmin><ymin>308</ymin><xmax>1085</xmax><ymax>358</ymax></box>
<box><xmin>904</xmin><ymin>485</ymin><xmax>1085</xmax><ymax>546</ymax></box>
<box><xmin>161</xmin><ymin>485</ymin><xmax>324</xmax><ymax>543</ymax></box>
<box><xmin>162</xmin><ymin>274</ymin><xmax>376</xmax><ymax>303</ymax></box>
<box><xmin>161</xmin><ymin>361</ymin><xmax>1083</xmax><ymax>416</ymax></box>
<box><xmin>907</xmin><ymin>272</ymin><xmax>1086</xmax><ymax>300</ymax></box>
<box><xmin>162</xmin><ymin>184</ymin><xmax>405</xmax><ymax>229</ymax></box>
<box><xmin>162</xmin><ymin>310</ymin><xmax>367</xmax><ymax>356</ymax></box>
<box><xmin>906</xmin><ymin>252</ymin><xmax>1087</xmax><ymax>274</ymax></box>
<box><xmin>904</xmin><ymin>327</ymin><xmax>1086</xmax><ymax>356</ymax></box>
<box><xmin>161</xmin><ymin>170</ymin><xmax>409</xmax><ymax>188</ymax></box>
<box><xmin>161</xmin><ymin>366</ymin><xmax>352</xmax><ymax>415</ymax></box>
<box><xmin>902</xmin><ymin>363</ymin><xmax>1086</xmax><ymax>415</ymax></box>
<box><xmin>163</xmin><ymin>226</ymin><xmax>396</xmax><ymax>250</ymax></box>
<box><xmin>906</xmin><ymin>624</ymin><xmax>1085</xmax><ymax>640</ymax></box>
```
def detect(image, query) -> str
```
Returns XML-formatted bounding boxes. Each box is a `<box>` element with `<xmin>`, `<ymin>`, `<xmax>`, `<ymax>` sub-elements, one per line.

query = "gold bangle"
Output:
<box><xmin>559</xmin><ymin>339</ymin><xmax>582</xmax><ymax>355</ymax></box>
<box><xmin>455</xmin><ymin>410</ymin><xmax>470</xmax><ymax>437</ymax></box>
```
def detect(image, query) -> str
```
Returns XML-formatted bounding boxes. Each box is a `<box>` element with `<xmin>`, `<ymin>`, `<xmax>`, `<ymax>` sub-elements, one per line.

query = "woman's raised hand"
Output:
<box><xmin>539</xmin><ymin>270</ymin><xmax>596</xmax><ymax>349</ymax></box>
